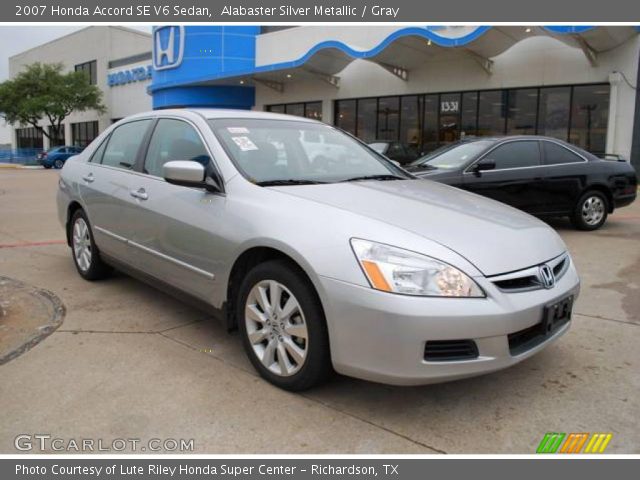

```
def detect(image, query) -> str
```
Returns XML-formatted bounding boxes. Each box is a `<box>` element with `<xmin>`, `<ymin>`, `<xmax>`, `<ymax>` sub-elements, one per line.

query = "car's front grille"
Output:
<box><xmin>489</xmin><ymin>253</ymin><xmax>570</xmax><ymax>293</ymax></box>
<box><xmin>424</xmin><ymin>340</ymin><xmax>479</xmax><ymax>362</ymax></box>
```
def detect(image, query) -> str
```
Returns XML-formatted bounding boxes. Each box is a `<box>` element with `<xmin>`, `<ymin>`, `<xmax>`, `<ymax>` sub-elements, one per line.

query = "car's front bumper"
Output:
<box><xmin>318</xmin><ymin>259</ymin><xmax>580</xmax><ymax>386</ymax></box>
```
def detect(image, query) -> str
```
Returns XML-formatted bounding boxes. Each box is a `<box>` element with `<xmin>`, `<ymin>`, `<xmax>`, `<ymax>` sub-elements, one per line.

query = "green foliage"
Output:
<box><xmin>0</xmin><ymin>62</ymin><xmax>105</xmax><ymax>141</ymax></box>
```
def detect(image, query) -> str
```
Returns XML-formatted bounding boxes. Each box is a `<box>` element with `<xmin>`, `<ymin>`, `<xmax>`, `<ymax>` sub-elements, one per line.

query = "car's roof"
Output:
<box><xmin>123</xmin><ymin>108</ymin><xmax>319</xmax><ymax>123</ymax></box>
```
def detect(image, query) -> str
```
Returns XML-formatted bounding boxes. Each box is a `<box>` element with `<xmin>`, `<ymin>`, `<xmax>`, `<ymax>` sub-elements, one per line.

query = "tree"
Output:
<box><xmin>0</xmin><ymin>63</ymin><xmax>106</xmax><ymax>145</ymax></box>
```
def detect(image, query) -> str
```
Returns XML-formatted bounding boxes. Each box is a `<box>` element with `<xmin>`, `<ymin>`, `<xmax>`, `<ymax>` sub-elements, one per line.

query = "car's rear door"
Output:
<box><xmin>77</xmin><ymin>119</ymin><xmax>153</xmax><ymax>260</ymax></box>
<box><xmin>125</xmin><ymin>117</ymin><xmax>225</xmax><ymax>302</ymax></box>
<box><xmin>461</xmin><ymin>140</ymin><xmax>548</xmax><ymax>213</ymax></box>
<box><xmin>539</xmin><ymin>140</ymin><xmax>589</xmax><ymax>214</ymax></box>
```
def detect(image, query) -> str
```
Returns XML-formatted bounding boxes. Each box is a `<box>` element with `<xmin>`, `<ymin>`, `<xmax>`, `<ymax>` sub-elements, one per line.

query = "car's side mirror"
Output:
<box><xmin>473</xmin><ymin>158</ymin><xmax>496</xmax><ymax>175</ymax></box>
<box><xmin>163</xmin><ymin>160</ymin><xmax>220</xmax><ymax>193</ymax></box>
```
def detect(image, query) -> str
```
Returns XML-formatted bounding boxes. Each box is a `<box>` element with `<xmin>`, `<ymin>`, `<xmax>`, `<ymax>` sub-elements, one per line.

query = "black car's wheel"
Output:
<box><xmin>237</xmin><ymin>259</ymin><xmax>332</xmax><ymax>391</ymax></box>
<box><xmin>70</xmin><ymin>209</ymin><xmax>111</xmax><ymax>280</ymax></box>
<box><xmin>571</xmin><ymin>191</ymin><xmax>609</xmax><ymax>231</ymax></box>
<box><xmin>43</xmin><ymin>164</ymin><xmax>52</xmax><ymax>169</ymax></box>
<box><xmin>53</xmin><ymin>159</ymin><xmax>64</xmax><ymax>169</ymax></box>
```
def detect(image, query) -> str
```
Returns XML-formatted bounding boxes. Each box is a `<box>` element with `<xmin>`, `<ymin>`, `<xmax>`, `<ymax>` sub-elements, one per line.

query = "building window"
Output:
<box><xmin>377</xmin><ymin>96</ymin><xmax>399</xmax><ymax>141</ymax></box>
<box><xmin>478</xmin><ymin>90</ymin><xmax>507</xmax><ymax>136</ymax></box>
<box><xmin>569</xmin><ymin>85</ymin><xmax>610</xmax><ymax>155</ymax></box>
<box><xmin>266</xmin><ymin>101</ymin><xmax>323</xmax><ymax>121</ymax></box>
<box><xmin>75</xmin><ymin>60</ymin><xmax>97</xmax><ymax>85</ymax></box>
<box><xmin>356</xmin><ymin>98</ymin><xmax>377</xmax><ymax>143</ymax></box>
<box><xmin>439</xmin><ymin>93</ymin><xmax>461</xmax><ymax>145</ymax></box>
<box><xmin>334</xmin><ymin>99</ymin><xmax>356</xmax><ymax>135</ymax></box>
<box><xmin>71</xmin><ymin>121</ymin><xmax>99</xmax><ymax>148</ymax></box>
<box><xmin>48</xmin><ymin>125</ymin><xmax>65</xmax><ymax>147</ymax></box>
<box><xmin>461</xmin><ymin>92</ymin><xmax>478</xmax><ymax>138</ymax></box>
<box><xmin>15</xmin><ymin>127</ymin><xmax>43</xmax><ymax>150</ymax></box>
<box><xmin>537</xmin><ymin>87</ymin><xmax>571</xmax><ymax>141</ymax></box>
<box><xmin>422</xmin><ymin>95</ymin><xmax>439</xmax><ymax>152</ymax></box>
<box><xmin>400</xmin><ymin>96</ymin><xmax>421</xmax><ymax>148</ymax></box>
<box><xmin>267</xmin><ymin>105</ymin><xmax>285</xmax><ymax>114</ymax></box>
<box><xmin>284</xmin><ymin>103</ymin><xmax>304</xmax><ymax>117</ymax></box>
<box><xmin>333</xmin><ymin>83</ymin><xmax>609</xmax><ymax>155</ymax></box>
<box><xmin>507</xmin><ymin>89</ymin><xmax>538</xmax><ymax>135</ymax></box>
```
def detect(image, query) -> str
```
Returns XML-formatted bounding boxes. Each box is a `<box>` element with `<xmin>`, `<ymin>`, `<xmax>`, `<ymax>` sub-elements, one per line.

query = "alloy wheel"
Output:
<box><xmin>244</xmin><ymin>280</ymin><xmax>308</xmax><ymax>377</ymax></box>
<box><xmin>581</xmin><ymin>196</ymin><xmax>605</xmax><ymax>226</ymax></box>
<box><xmin>72</xmin><ymin>218</ymin><xmax>92</xmax><ymax>272</ymax></box>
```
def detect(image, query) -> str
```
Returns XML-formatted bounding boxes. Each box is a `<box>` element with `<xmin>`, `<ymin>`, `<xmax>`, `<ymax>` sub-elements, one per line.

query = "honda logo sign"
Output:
<box><xmin>153</xmin><ymin>26</ymin><xmax>185</xmax><ymax>70</ymax></box>
<box><xmin>539</xmin><ymin>264</ymin><xmax>555</xmax><ymax>289</ymax></box>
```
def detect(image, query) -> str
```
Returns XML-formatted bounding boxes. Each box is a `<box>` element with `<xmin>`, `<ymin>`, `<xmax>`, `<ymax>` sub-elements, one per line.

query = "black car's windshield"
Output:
<box><xmin>413</xmin><ymin>141</ymin><xmax>494</xmax><ymax>170</ymax></box>
<box><xmin>208</xmin><ymin>119</ymin><xmax>409</xmax><ymax>184</ymax></box>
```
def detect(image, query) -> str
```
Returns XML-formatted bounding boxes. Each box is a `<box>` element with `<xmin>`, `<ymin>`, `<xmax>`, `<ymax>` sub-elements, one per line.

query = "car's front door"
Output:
<box><xmin>125</xmin><ymin>117</ymin><xmax>226</xmax><ymax>302</ymax></box>
<box><xmin>462</xmin><ymin>140</ymin><xmax>548</xmax><ymax>213</ymax></box>
<box><xmin>77</xmin><ymin>119</ymin><xmax>153</xmax><ymax>260</ymax></box>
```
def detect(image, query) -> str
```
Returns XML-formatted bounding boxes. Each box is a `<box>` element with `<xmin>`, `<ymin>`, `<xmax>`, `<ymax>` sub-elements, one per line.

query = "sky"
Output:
<box><xmin>0</xmin><ymin>26</ymin><xmax>151</xmax><ymax>81</ymax></box>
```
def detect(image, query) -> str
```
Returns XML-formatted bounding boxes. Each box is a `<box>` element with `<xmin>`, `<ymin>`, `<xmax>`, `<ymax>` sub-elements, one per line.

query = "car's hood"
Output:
<box><xmin>274</xmin><ymin>179</ymin><xmax>566</xmax><ymax>276</ymax></box>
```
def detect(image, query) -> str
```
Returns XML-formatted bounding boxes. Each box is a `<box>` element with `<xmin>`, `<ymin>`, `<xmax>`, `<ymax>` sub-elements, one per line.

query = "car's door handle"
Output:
<box><xmin>130</xmin><ymin>188</ymin><xmax>148</xmax><ymax>200</ymax></box>
<box><xmin>82</xmin><ymin>173</ymin><xmax>95</xmax><ymax>183</ymax></box>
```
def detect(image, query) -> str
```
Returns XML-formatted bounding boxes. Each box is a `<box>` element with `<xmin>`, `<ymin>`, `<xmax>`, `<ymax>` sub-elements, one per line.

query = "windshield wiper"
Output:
<box><xmin>340</xmin><ymin>174</ymin><xmax>405</xmax><ymax>182</ymax></box>
<box><xmin>255</xmin><ymin>179</ymin><xmax>327</xmax><ymax>186</ymax></box>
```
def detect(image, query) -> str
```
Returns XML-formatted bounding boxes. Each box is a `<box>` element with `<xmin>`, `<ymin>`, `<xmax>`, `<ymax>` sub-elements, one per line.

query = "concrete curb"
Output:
<box><xmin>0</xmin><ymin>276</ymin><xmax>66</xmax><ymax>365</ymax></box>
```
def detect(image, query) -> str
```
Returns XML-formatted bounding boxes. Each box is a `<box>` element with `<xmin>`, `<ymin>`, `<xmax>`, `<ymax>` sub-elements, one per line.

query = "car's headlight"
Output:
<box><xmin>350</xmin><ymin>238</ymin><xmax>485</xmax><ymax>297</ymax></box>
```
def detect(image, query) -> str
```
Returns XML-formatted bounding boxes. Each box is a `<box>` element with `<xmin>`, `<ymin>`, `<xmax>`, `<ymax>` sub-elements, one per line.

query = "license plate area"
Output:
<box><xmin>543</xmin><ymin>295</ymin><xmax>574</xmax><ymax>335</ymax></box>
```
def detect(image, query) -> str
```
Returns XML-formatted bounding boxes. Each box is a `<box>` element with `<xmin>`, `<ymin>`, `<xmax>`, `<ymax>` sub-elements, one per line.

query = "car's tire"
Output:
<box><xmin>43</xmin><ymin>164</ymin><xmax>52</xmax><ymax>169</ymax></box>
<box><xmin>571</xmin><ymin>190</ymin><xmax>609</xmax><ymax>231</ymax></box>
<box><xmin>53</xmin><ymin>159</ymin><xmax>64</xmax><ymax>169</ymax></box>
<box><xmin>237</xmin><ymin>259</ymin><xmax>332</xmax><ymax>391</ymax></box>
<box><xmin>70</xmin><ymin>209</ymin><xmax>111</xmax><ymax>280</ymax></box>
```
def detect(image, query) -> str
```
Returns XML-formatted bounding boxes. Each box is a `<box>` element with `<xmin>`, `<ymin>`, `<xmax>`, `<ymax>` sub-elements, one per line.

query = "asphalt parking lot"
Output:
<box><xmin>0</xmin><ymin>168</ymin><xmax>638</xmax><ymax>454</ymax></box>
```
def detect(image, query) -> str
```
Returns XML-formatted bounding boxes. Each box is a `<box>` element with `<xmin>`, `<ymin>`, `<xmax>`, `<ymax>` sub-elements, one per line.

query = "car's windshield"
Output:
<box><xmin>413</xmin><ymin>141</ymin><xmax>494</xmax><ymax>170</ymax></box>
<box><xmin>208</xmin><ymin>119</ymin><xmax>409</xmax><ymax>185</ymax></box>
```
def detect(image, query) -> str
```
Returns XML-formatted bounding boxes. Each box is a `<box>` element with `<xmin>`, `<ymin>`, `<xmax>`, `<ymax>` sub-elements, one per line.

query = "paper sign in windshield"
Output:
<box><xmin>227</xmin><ymin>127</ymin><xmax>250</xmax><ymax>134</ymax></box>
<box><xmin>232</xmin><ymin>136</ymin><xmax>258</xmax><ymax>151</ymax></box>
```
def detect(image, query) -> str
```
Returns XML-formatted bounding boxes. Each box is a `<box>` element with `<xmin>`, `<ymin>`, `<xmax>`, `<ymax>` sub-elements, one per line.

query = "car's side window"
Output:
<box><xmin>542</xmin><ymin>141</ymin><xmax>584</xmax><ymax>165</ymax></box>
<box><xmin>143</xmin><ymin>119</ymin><xmax>211</xmax><ymax>177</ymax></box>
<box><xmin>484</xmin><ymin>141</ymin><xmax>541</xmax><ymax>170</ymax></box>
<box><xmin>101</xmin><ymin>120</ymin><xmax>152</xmax><ymax>170</ymax></box>
<box><xmin>89</xmin><ymin>137</ymin><xmax>109</xmax><ymax>163</ymax></box>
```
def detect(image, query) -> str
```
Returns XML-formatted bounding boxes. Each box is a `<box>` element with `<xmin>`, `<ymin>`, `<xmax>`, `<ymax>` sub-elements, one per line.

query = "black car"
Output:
<box><xmin>368</xmin><ymin>140</ymin><xmax>422</xmax><ymax>165</ymax></box>
<box><xmin>405</xmin><ymin>136</ymin><xmax>637</xmax><ymax>230</ymax></box>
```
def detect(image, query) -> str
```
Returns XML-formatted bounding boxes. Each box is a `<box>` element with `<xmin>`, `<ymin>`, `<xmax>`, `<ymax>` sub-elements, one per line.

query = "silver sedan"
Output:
<box><xmin>57</xmin><ymin>109</ymin><xmax>580</xmax><ymax>390</ymax></box>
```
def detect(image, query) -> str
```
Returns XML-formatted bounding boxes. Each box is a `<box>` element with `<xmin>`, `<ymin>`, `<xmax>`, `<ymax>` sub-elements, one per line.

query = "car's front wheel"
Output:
<box><xmin>54</xmin><ymin>159</ymin><xmax>64</xmax><ymax>169</ymax></box>
<box><xmin>70</xmin><ymin>209</ymin><xmax>111</xmax><ymax>280</ymax></box>
<box><xmin>237</xmin><ymin>260</ymin><xmax>331</xmax><ymax>391</ymax></box>
<box><xmin>571</xmin><ymin>191</ymin><xmax>609</xmax><ymax>230</ymax></box>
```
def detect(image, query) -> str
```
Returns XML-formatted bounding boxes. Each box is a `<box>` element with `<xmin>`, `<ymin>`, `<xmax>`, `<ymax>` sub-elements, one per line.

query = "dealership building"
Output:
<box><xmin>5</xmin><ymin>25</ymin><xmax>640</xmax><ymax>168</ymax></box>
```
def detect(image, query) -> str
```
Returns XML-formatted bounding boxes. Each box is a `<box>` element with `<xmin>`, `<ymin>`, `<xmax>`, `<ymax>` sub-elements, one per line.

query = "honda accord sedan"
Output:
<box><xmin>405</xmin><ymin>137</ymin><xmax>637</xmax><ymax>230</ymax></box>
<box><xmin>57</xmin><ymin>110</ymin><xmax>580</xmax><ymax>390</ymax></box>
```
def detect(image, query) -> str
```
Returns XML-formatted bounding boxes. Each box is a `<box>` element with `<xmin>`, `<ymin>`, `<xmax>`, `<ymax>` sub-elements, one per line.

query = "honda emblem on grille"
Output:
<box><xmin>539</xmin><ymin>264</ymin><xmax>555</xmax><ymax>289</ymax></box>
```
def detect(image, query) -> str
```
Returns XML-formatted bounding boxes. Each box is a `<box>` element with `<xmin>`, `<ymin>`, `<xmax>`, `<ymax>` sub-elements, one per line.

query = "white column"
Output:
<box><xmin>323</xmin><ymin>98</ymin><xmax>334</xmax><ymax>125</ymax></box>
<box><xmin>606</xmin><ymin>72</ymin><xmax>622</xmax><ymax>156</ymax></box>
<box><xmin>65</xmin><ymin>123</ymin><xmax>73</xmax><ymax>146</ymax></box>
